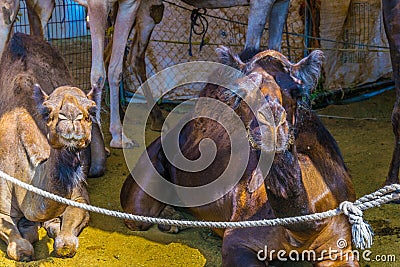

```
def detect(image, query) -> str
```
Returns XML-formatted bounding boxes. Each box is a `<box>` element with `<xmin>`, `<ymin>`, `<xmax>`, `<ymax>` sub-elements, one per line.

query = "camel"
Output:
<box><xmin>382</xmin><ymin>0</ymin><xmax>400</xmax><ymax>186</ymax></box>
<box><xmin>120</xmin><ymin>47</ymin><xmax>359</xmax><ymax>266</ymax></box>
<box><xmin>0</xmin><ymin>0</ymin><xmax>291</xmax><ymax>148</ymax></box>
<box><xmin>0</xmin><ymin>33</ymin><xmax>101</xmax><ymax>261</ymax></box>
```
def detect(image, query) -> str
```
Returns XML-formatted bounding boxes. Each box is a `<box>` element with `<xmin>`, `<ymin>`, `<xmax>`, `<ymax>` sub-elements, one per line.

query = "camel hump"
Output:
<box><xmin>8</xmin><ymin>33</ymin><xmax>64</xmax><ymax>65</ymax></box>
<box><xmin>8</xmin><ymin>33</ymin><xmax>29</xmax><ymax>61</ymax></box>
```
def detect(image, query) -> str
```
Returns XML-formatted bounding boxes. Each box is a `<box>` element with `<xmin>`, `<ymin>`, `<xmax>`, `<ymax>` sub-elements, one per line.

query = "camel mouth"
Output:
<box><xmin>248</xmin><ymin>100</ymin><xmax>290</xmax><ymax>153</ymax></box>
<box><xmin>248</xmin><ymin>124</ymin><xmax>289</xmax><ymax>154</ymax></box>
<box><xmin>50</xmin><ymin>132</ymin><xmax>91</xmax><ymax>150</ymax></box>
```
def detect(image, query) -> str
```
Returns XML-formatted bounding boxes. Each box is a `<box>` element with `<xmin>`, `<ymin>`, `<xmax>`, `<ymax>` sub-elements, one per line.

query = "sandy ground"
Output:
<box><xmin>0</xmin><ymin>89</ymin><xmax>400</xmax><ymax>267</ymax></box>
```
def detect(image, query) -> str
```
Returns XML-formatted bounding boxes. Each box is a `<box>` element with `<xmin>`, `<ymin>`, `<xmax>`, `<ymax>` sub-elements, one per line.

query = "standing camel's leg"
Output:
<box><xmin>383</xmin><ymin>0</ymin><xmax>400</xmax><ymax>185</ymax></box>
<box><xmin>268</xmin><ymin>0</ymin><xmax>290</xmax><ymax>51</ymax></box>
<box><xmin>241</xmin><ymin>0</ymin><xmax>273</xmax><ymax>60</ymax></box>
<box><xmin>86</xmin><ymin>0</ymin><xmax>108</xmax><ymax>122</ymax></box>
<box><xmin>108</xmin><ymin>0</ymin><xmax>140</xmax><ymax>148</ymax></box>
<box><xmin>25</xmin><ymin>0</ymin><xmax>54</xmax><ymax>37</ymax></box>
<box><xmin>0</xmin><ymin>0</ymin><xmax>19</xmax><ymax>59</ymax></box>
<box><xmin>125</xmin><ymin>0</ymin><xmax>165</xmax><ymax>131</ymax></box>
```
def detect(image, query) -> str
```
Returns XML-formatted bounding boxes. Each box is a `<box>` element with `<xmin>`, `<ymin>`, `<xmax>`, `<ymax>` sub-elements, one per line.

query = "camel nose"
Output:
<box><xmin>256</xmin><ymin>100</ymin><xmax>287</xmax><ymax>128</ymax></box>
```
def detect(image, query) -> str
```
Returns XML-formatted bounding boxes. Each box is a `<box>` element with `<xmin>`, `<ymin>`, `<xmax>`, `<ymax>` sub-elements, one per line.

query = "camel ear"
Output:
<box><xmin>247</xmin><ymin>167</ymin><xmax>264</xmax><ymax>193</ymax></box>
<box><xmin>86</xmin><ymin>80</ymin><xmax>102</xmax><ymax>122</ymax></box>
<box><xmin>216</xmin><ymin>46</ymin><xmax>246</xmax><ymax>70</ymax></box>
<box><xmin>87</xmin><ymin>81</ymin><xmax>102</xmax><ymax>108</ymax></box>
<box><xmin>291</xmin><ymin>50</ymin><xmax>324</xmax><ymax>96</ymax></box>
<box><xmin>33</xmin><ymin>84</ymin><xmax>51</xmax><ymax>118</ymax></box>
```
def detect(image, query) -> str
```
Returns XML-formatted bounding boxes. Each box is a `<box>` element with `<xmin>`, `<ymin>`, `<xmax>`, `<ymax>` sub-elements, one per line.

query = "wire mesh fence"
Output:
<box><xmin>122</xmin><ymin>0</ymin><xmax>306</xmax><ymax>99</ymax></box>
<box><xmin>14</xmin><ymin>0</ymin><xmax>92</xmax><ymax>90</ymax></box>
<box><xmin>12</xmin><ymin>0</ymin><xmax>387</xmax><ymax>101</ymax></box>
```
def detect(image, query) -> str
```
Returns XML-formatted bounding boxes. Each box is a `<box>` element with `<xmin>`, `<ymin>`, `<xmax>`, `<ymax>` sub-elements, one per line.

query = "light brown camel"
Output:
<box><xmin>0</xmin><ymin>33</ymin><xmax>100</xmax><ymax>261</ymax></box>
<box><xmin>0</xmin><ymin>0</ymin><xmax>291</xmax><ymax>149</ymax></box>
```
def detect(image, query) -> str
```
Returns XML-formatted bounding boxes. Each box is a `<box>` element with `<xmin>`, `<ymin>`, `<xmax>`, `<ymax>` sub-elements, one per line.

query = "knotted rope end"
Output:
<box><xmin>339</xmin><ymin>201</ymin><xmax>374</xmax><ymax>250</ymax></box>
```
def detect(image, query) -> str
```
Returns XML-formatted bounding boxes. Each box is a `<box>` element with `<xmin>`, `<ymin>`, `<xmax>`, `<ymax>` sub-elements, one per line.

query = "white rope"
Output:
<box><xmin>1</xmin><ymin>169</ymin><xmax>399</xmax><ymax>249</ymax></box>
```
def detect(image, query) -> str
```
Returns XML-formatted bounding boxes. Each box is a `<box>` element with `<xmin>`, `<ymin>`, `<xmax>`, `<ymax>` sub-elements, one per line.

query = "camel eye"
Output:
<box><xmin>58</xmin><ymin>113</ymin><xmax>68</xmax><ymax>120</ymax></box>
<box><xmin>75</xmin><ymin>114</ymin><xmax>84</xmax><ymax>121</ymax></box>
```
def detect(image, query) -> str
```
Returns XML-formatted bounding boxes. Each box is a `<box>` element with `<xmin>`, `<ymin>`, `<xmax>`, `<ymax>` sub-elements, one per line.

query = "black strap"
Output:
<box><xmin>188</xmin><ymin>8</ymin><xmax>208</xmax><ymax>56</ymax></box>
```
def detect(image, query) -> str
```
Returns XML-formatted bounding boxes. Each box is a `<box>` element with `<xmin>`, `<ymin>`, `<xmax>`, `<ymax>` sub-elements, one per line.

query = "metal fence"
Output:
<box><xmin>12</xmin><ymin>0</ymin><xmax>382</xmax><ymax>100</ymax></box>
<box><xmin>14</xmin><ymin>0</ymin><xmax>92</xmax><ymax>90</ymax></box>
<box><xmin>13</xmin><ymin>0</ymin><xmax>306</xmax><ymax>97</ymax></box>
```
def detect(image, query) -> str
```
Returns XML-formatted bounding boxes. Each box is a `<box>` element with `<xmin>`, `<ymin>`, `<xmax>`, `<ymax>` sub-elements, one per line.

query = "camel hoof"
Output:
<box><xmin>54</xmin><ymin>235</ymin><xmax>78</xmax><ymax>258</ymax></box>
<box><xmin>110</xmin><ymin>136</ymin><xmax>139</xmax><ymax>149</ymax></box>
<box><xmin>105</xmin><ymin>147</ymin><xmax>111</xmax><ymax>157</ymax></box>
<box><xmin>7</xmin><ymin>240</ymin><xmax>34</xmax><ymax>261</ymax></box>
<box><xmin>150</xmin><ymin>119</ymin><xmax>164</xmax><ymax>132</ymax></box>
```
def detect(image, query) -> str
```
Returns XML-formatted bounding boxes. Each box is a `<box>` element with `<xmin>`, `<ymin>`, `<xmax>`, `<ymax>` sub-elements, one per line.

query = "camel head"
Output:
<box><xmin>33</xmin><ymin>84</ymin><xmax>101</xmax><ymax>150</ymax></box>
<box><xmin>216</xmin><ymin>46</ymin><xmax>324</xmax><ymax>153</ymax></box>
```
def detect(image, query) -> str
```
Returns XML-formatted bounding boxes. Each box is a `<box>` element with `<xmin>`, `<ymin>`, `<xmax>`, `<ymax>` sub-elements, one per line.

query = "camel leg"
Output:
<box><xmin>0</xmin><ymin>0</ymin><xmax>19</xmax><ymax>59</ymax></box>
<box><xmin>86</xmin><ymin>0</ymin><xmax>108</xmax><ymax>121</ymax></box>
<box><xmin>120</xmin><ymin>172</ymin><xmax>166</xmax><ymax>231</ymax></box>
<box><xmin>120</xmin><ymin>139</ymin><xmax>167</xmax><ymax>230</ymax></box>
<box><xmin>0</xmin><ymin>214</ymin><xmax>35</xmax><ymax>261</ymax></box>
<box><xmin>47</xmin><ymin>187</ymin><xmax>90</xmax><ymax>258</ymax></box>
<box><xmin>241</xmin><ymin>0</ymin><xmax>273</xmax><ymax>59</ymax></box>
<box><xmin>108</xmin><ymin>0</ymin><xmax>140</xmax><ymax>148</ymax></box>
<box><xmin>25</xmin><ymin>0</ymin><xmax>54</xmax><ymax>37</ymax></box>
<box><xmin>383</xmin><ymin>0</ymin><xmax>400</xmax><ymax>185</ymax></box>
<box><xmin>17</xmin><ymin>217</ymin><xmax>40</xmax><ymax>245</ymax></box>
<box><xmin>268</xmin><ymin>0</ymin><xmax>290</xmax><ymax>51</ymax></box>
<box><xmin>125</xmin><ymin>0</ymin><xmax>164</xmax><ymax>131</ymax></box>
<box><xmin>87</xmin><ymin>122</ymin><xmax>107</xmax><ymax>177</ymax></box>
<box><xmin>222</xmin><ymin>229</ymin><xmax>269</xmax><ymax>267</ymax></box>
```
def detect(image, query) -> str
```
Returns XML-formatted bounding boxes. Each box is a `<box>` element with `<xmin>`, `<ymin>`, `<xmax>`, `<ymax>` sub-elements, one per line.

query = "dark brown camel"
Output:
<box><xmin>0</xmin><ymin>33</ymin><xmax>102</xmax><ymax>261</ymax></box>
<box><xmin>120</xmin><ymin>47</ymin><xmax>358</xmax><ymax>266</ymax></box>
<box><xmin>382</xmin><ymin>0</ymin><xmax>400</xmax><ymax>186</ymax></box>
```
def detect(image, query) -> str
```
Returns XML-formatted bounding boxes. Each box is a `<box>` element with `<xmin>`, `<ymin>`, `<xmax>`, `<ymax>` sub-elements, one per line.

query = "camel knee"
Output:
<box><xmin>17</xmin><ymin>217</ymin><xmax>40</xmax><ymax>244</ymax></box>
<box><xmin>90</xmin><ymin>63</ymin><xmax>106</xmax><ymax>87</ymax></box>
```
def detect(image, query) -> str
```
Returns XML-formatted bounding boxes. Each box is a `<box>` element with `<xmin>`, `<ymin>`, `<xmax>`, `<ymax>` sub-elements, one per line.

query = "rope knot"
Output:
<box><xmin>339</xmin><ymin>201</ymin><xmax>374</xmax><ymax>250</ymax></box>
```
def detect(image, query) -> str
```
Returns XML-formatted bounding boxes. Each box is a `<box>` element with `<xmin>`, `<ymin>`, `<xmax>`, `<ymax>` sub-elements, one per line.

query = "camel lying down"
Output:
<box><xmin>120</xmin><ymin>47</ymin><xmax>359</xmax><ymax>266</ymax></box>
<box><xmin>0</xmin><ymin>33</ymin><xmax>105</xmax><ymax>261</ymax></box>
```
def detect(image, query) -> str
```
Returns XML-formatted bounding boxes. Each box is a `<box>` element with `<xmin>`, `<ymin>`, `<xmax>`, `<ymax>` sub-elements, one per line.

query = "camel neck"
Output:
<box><xmin>265</xmin><ymin>150</ymin><xmax>309</xmax><ymax>216</ymax></box>
<box><xmin>46</xmin><ymin>148</ymin><xmax>85</xmax><ymax>195</ymax></box>
<box><xmin>20</xmin><ymin>148</ymin><xmax>85</xmax><ymax>222</ymax></box>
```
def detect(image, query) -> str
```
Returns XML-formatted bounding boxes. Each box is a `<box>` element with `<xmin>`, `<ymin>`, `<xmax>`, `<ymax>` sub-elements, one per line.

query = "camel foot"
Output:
<box><xmin>110</xmin><ymin>134</ymin><xmax>139</xmax><ymax>149</ymax></box>
<box><xmin>105</xmin><ymin>147</ymin><xmax>111</xmax><ymax>157</ymax></box>
<box><xmin>157</xmin><ymin>206</ymin><xmax>188</xmax><ymax>234</ymax></box>
<box><xmin>150</xmin><ymin>117</ymin><xmax>164</xmax><ymax>132</ymax></box>
<box><xmin>149</xmin><ymin>107</ymin><xmax>165</xmax><ymax>132</ymax></box>
<box><xmin>54</xmin><ymin>235</ymin><xmax>78</xmax><ymax>258</ymax></box>
<box><xmin>7</xmin><ymin>239</ymin><xmax>34</xmax><ymax>261</ymax></box>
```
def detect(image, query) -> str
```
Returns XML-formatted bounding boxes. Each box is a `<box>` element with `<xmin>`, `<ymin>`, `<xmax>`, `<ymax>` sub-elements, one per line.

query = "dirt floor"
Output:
<box><xmin>1</xmin><ymin>89</ymin><xmax>400</xmax><ymax>267</ymax></box>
